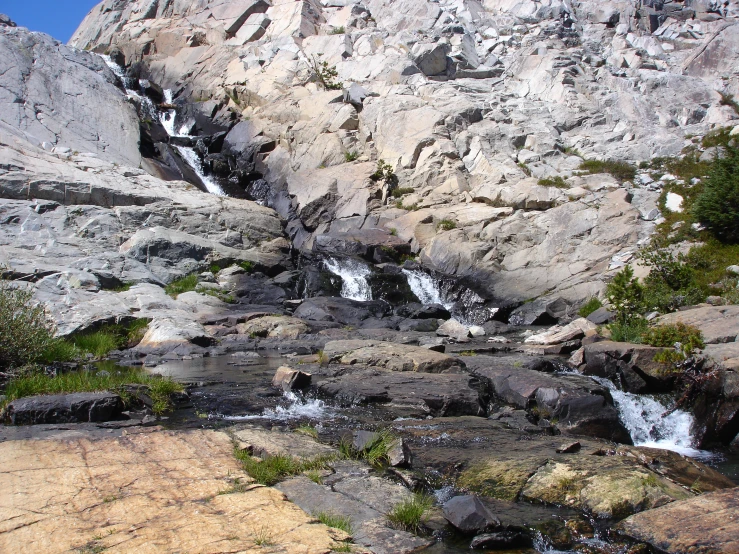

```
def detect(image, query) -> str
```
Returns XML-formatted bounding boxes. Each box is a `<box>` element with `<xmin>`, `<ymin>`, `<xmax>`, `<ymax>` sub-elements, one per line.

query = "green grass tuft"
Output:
<box><xmin>436</xmin><ymin>219</ymin><xmax>456</xmax><ymax>231</ymax></box>
<box><xmin>165</xmin><ymin>274</ymin><xmax>198</xmax><ymax>298</ymax></box>
<box><xmin>344</xmin><ymin>151</ymin><xmax>359</xmax><ymax>162</ymax></box>
<box><xmin>387</xmin><ymin>493</ymin><xmax>433</xmax><ymax>534</ymax></box>
<box><xmin>313</xmin><ymin>511</ymin><xmax>353</xmax><ymax>534</ymax></box>
<box><xmin>578</xmin><ymin>159</ymin><xmax>636</xmax><ymax>182</ymax></box>
<box><xmin>234</xmin><ymin>451</ymin><xmax>334</xmax><ymax>486</ymax></box>
<box><xmin>578</xmin><ymin>297</ymin><xmax>603</xmax><ymax>318</ymax></box>
<box><xmin>538</xmin><ymin>176</ymin><xmax>569</xmax><ymax>189</ymax></box>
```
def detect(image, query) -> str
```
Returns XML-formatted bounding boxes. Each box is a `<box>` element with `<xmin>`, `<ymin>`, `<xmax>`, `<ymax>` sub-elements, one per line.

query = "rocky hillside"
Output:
<box><xmin>64</xmin><ymin>0</ymin><xmax>739</xmax><ymax>312</ymax></box>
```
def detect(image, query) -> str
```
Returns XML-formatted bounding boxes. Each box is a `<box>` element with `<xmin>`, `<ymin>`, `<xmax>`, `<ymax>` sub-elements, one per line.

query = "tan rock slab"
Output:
<box><xmin>0</xmin><ymin>429</ymin><xmax>344</xmax><ymax>553</ymax></box>
<box><xmin>657</xmin><ymin>305</ymin><xmax>739</xmax><ymax>344</ymax></box>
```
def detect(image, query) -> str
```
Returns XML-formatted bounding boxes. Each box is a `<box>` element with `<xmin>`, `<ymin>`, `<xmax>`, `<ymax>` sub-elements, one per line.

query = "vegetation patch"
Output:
<box><xmin>313</xmin><ymin>511</ymin><xmax>353</xmax><ymax>534</ymax></box>
<box><xmin>436</xmin><ymin>219</ymin><xmax>457</xmax><ymax>231</ymax></box>
<box><xmin>1</xmin><ymin>367</ymin><xmax>183</xmax><ymax>414</ymax></box>
<box><xmin>387</xmin><ymin>493</ymin><xmax>433</xmax><ymax>534</ymax></box>
<box><xmin>370</xmin><ymin>160</ymin><xmax>398</xmax><ymax>187</ymax></box>
<box><xmin>310</xmin><ymin>55</ymin><xmax>342</xmax><ymax>90</ymax></box>
<box><xmin>234</xmin><ymin>451</ymin><xmax>334</xmax><ymax>486</ymax></box>
<box><xmin>344</xmin><ymin>151</ymin><xmax>359</xmax><ymax>162</ymax></box>
<box><xmin>578</xmin><ymin>159</ymin><xmax>636</xmax><ymax>182</ymax></box>
<box><xmin>578</xmin><ymin>297</ymin><xmax>602</xmax><ymax>318</ymax></box>
<box><xmin>339</xmin><ymin>429</ymin><xmax>398</xmax><ymax>467</ymax></box>
<box><xmin>165</xmin><ymin>274</ymin><xmax>199</xmax><ymax>298</ymax></box>
<box><xmin>642</xmin><ymin>322</ymin><xmax>705</xmax><ymax>358</ymax></box>
<box><xmin>538</xmin><ymin>176</ymin><xmax>569</xmax><ymax>189</ymax></box>
<box><xmin>391</xmin><ymin>187</ymin><xmax>415</xmax><ymax>198</ymax></box>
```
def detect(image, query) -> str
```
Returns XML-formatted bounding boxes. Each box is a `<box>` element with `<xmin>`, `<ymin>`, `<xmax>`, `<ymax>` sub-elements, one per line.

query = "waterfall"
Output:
<box><xmin>323</xmin><ymin>258</ymin><xmax>373</xmax><ymax>301</ymax></box>
<box><xmin>100</xmin><ymin>54</ymin><xmax>225</xmax><ymax>196</ymax></box>
<box><xmin>402</xmin><ymin>268</ymin><xmax>450</xmax><ymax>308</ymax></box>
<box><xmin>592</xmin><ymin>377</ymin><xmax>712</xmax><ymax>459</ymax></box>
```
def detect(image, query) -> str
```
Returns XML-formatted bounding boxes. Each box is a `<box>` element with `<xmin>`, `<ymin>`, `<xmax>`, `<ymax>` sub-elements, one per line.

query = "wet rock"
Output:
<box><xmin>395</xmin><ymin>303</ymin><xmax>450</xmax><ymax>320</ymax></box>
<box><xmin>352</xmin><ymin>430</ymin><xmax>412</xmax><ymax>467</ymax></box>
<box><xmin>293</xmin><ymin>297</ymin><xmax>392</xmax><ymax>326</ymax></box>
<box><xmin>443</xmin><ymin>495</ymin><xmax>501</xmax><ymax>534</ymax></box>
<box><xmin>317</xmin><ymin>369</ymin><xmax>485</xmax><ymax>417</ymax></box>
<box><xmin>271</xmin><ymin>366</ymin><xmax>312</xmax><ymax>391</ymax></box>
<box><xmin>470</xmin><ymin>531</ymin><xmax>529</xmax><ymax>550</ymax></box>
<box><xmin>232</xmin><ymin>426</ymin><xmax>336</xmax><ymax>459</ymax></box>
<box><xmin>398</xmin><ymin>318</ymin><xmax>439</xmax><ymax>332</ymax></box>
<box><xmin>464</xmin><ymin>355</ymin><xmax>631</xmax><ymax>443</ymax></box>
<box><xmin>617</xmin><ymin>487</ymin><xmax>739</xmax><ymax>554</ymax></box>
<box><xmin>581</xmin><ymin>341</ymin><xmax>674</xmax><ymax>393</ymax></box>
<box><xmin>437</xmin><ymin>318</ymin><xmax>471</xmax><ymax>342</ymax></box>
<box><xmin>323</xmin><ymin>339</ymin><xmax>464</xmax><ymax>373</ymax></box>
<box><xmin>237</xmin><ymin>315</ymin><xmax>310</xmax><ymax>339</ymax></box>
<box><xmin>5</xmin><ymin>392</ymin><xmax>123</xmax><ymax>424</ymax></box>
<box><xmin>509</xmin><ymin>297</ymin><xmax>571</xmax><ymax>326</ymax></box>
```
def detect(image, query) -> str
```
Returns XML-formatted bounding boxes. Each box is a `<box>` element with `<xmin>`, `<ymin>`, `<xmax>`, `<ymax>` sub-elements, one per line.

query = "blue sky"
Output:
<box><xmin>2</xmin><ymin>1</ymin><xmax>101</xmax><ymax>43</ymax></box>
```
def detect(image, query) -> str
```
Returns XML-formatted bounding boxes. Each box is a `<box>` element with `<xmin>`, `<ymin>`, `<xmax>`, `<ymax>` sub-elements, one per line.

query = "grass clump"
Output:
<box><xmin>295</xmin><ymin>424</ymin><xmax>319</xmax><ymax>439</ymax></box>
<box><xmin>578</xmin><ymin>297</ymin><xmax>602</xmax><ymax>318</ymax></box>
<box><xmin>329</xmin><ymin>26</ymin><xmax>346</xmax><ymax>35</ymax></box>
<box><xmin>68</xmin><ymin>319</ymin><xmax>151</xmax><ymax>359</ymax></box>
<box><xmin>538</xmin><ymin>176</ymin><xmax>569</xmax><ymax>189</ymax></box>
<box><xmin>387</xmin><ymin>493</ymin><xmax>433</xmax><ymax>534</ymax></box>
<box><xmin>578</xmin><ymin>159</ymin><xmax>636</xmax><ymax>182</ymax></box>
<box><xmin>339</xmin><ymin>429</ymin><xmax>398</xmax><ymax>467</ymax></box>
<box><xmin>314</xmin><ymin>512</ymin><xmax>353</xmax><ymax>534</ymax></box>
<box><xmin>391</xmin><ymin>187</ymin><xmax>415</xmax><ymax>198</ymax></box>
<box><xmin>234</xmin><ymin>451</ymin><xmax>333</xmax><ymax>486</ymax></box>
<box><xmin>344</xmin><ymin>151</ymin><xmax>359</xmax><ymax>162</ymax></box>
<box><xmin>73</xmin><ymin>332</ymin><xmax>120</xmax><ymax>358</ymax></box>
<box><xmin>331</xmin><ymin>543</ymin><xmax>353</xmax><ymax>553</ymax></box>
<box><xmin>642</xmin><ymin>322</ymin><xmax>705</xmax><ymax>358</ymax></box>
<box><xmin>436</xmin><ymin>219</ymin><xmax>456</xmax><ymax>231</ymax></box>
<box><xmin>165</xmin><ymin>274</ymin><xmax>198</xmax><ymax>298</ymax></box>
<box><xmin>609</xmin><ymin>318</ymin><xmax>649</xmax><ymax>343</ymax></box>
<box><xmin>2</xmin><ymin>367</ymin><xmax>183</xmax><ymax>414</ymax></box>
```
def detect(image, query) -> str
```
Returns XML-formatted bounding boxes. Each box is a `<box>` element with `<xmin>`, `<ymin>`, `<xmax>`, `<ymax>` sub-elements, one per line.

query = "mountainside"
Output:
<box><xmin>66</xmin><ymin>0</ymin><xmax>739</xmax><ymax>311</ymax></box>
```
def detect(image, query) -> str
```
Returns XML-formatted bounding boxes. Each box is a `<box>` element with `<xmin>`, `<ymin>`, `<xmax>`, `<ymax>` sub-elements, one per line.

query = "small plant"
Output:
<box><xmin>310</xmin><ymin>55</ymin><xmax>342</xmax><ymax>90</ymax></box>
<box><xmin>578</xmin><ymin>159</ymin><xmax>637</xmax><ymax>182</ymax></box>
<box><xmin>578</xmin><ymin>297</ymin><xmax>602</xmax><ymax>318</ymax></box>
<box><xmin>252</xmin><ymin>525</ymin><xmax>275</xmax><ymax>546</ymax></box>
<box><xmin>538</xmin><ymin>176</ymin><xmax>569</xmax><ymax>189</ymax></box>
<box><xmin>234</xmin><ymin>451</ymin><xmax>333</xmax><ymax>486</ymax></box>
<box><xmin>313</xmin><ymin>511</ymin><xmax>353</xmax><ymax>534</ymax></box>
<box><xmin>606</xmin><ymin>266</ymin><xmax>644</xmax><ymax>324</ymax></box>
<box><xmin>693</xmin><ymin>146</ymin><xmax>739</xmax><ymax>243</ymax></box>
<box><xmin>340</xmin><ymin>429</ymin><xmax>398</xmax><ymax>467</ymax></box>
<box><xmin>518</xmin><ymin>162</ymin><xmax>532</xmax><ymax>176</ymax></box>
<box><xmin>344</xmin><ymin>151</ymin><xmax>359</xmax><ymax>162</ymax></box>
<box><xmin>295</xmin><ymin>424</ymin><xmax>318</xmax><ymax>439</ymax></box>
<box><xmin>387</xmin><ymin>493</ymin><xmax>433</xmax><ymax>534</ymax></box>
<box><xmin>331</xmin><ymin>543</ymin><xmax>353</xmax><ymax>553</ymax></box>
<box><xmin>306</xmin><ymin>470</ymin><xmax>324</xmax><ymax>484</ymax></box>
<box><xmin>218</xmin><ymin>477</ymin><xmax>249</xmax><ymax>495</ymax></box>
<box><xmin>370</xmin><ymin>160</ymin><xmax>398</xmax><ymax>186</ymax></box>
<box><xmin>165</xmin><ymin>274</ymin><xmax>198</xmax><ymax>298</ymax></box>
<box><xmin>437</xmin><ymin>219</ymin><xmax>457</xmax><ymax>231</ymax></box>
<box><xmin>317</xmin><ymin>350</ymin><xmax>329</xmax><ymax>365</ymax></box>
<box><xmin>389</xmin><ymin>228</ymin><xmax>398</xmax><ymax>236</ymax></box>
<box><xmin>719</xmin><ymin>92</ymin><xmax>739</xmax><ymax>116</ymax></box>
<box><xmin>391</xmin><ymin>187</ymin><xmax>415</xmax><ymax>198</ymax></box>
<box><xmin>239</xmin><ymin>260</ymin><xmax>255</xmax><ymax>273</ymax></box>
<box><xmin>609</xmin><ymin>318</ymin><xmax>649</xmax><ymax>343</ymax></box>
<box><xmin>329</xmin><ymin>26</ymin><xmax>346</xmax><ymax>35</ymax></box>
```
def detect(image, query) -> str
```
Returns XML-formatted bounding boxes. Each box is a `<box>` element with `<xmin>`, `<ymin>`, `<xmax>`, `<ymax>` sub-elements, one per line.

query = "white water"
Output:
<box><xmin>592</xmin><ymin>376</ymin><xmax>712</xmax><ymax>459</ymax></box>
<box><xmin>222</xmin><ymin>392</ymin><xmax>330</xmax><ymax>421</ymax></box>
<box><xmin>402</xmin><ymin>268</ymin><xmax>452</xmax><ymax>309</ymax></box>
<box><xmin>324</xmin><ymin>258</ymin><xmax>373</xmax><ymax>301</ymax></box>
<box><xmin>174</xmin><ymin>144</ymin><xmax>225</xmax><ymax>196</ymax></box>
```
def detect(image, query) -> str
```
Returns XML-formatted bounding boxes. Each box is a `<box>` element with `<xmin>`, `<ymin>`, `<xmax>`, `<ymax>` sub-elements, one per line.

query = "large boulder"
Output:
<box><xmin>442</xmin><ymin>495</ymin><xmax>500</xmax><ymax>534</ymax></box>
<box><xmin>293</xmin><ymin>297</ymin><xmax>392</xmax><ymax>326</ymax></box>
<box><xmin>5</xmin><ymin>392</ymin><xmax>124</xmax><ymax>424</ymax></box>
<box><xmin>237</xmin><ymin>315</ymin><xmax>310</xmax><ymax>339</ymax></box>
<box><xmin>322</xmin><ymin>339</ymin><xmax>464</xmax><ymax>373</ymax></box>
<box><xmin>580</xmin><ymin>341</ymin><xmax>675</xmax><ymax>393</ymax></box>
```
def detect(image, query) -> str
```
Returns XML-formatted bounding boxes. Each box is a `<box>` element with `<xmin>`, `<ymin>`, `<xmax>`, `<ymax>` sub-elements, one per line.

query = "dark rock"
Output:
<box><xmin>317</xmin><ymin>369</ymin><xmax>485</xmax><ymax>418</ymax></box>
<box><xmin>395</xmin><ymin>303</ymin><xmax>451</xmax><ymax>320</ymax></box>
<box><xmin>587</xmin><ymin>307</ymin><xmax>615</xmax><ymax>325</ymax></box>
<box><xmin>443</xmin><ymin>495</ymin><xmax>501</xmax><ymax>534</ymax></box>
<box><xmin>398</xmin><ymin>318</ymin><xmax>439</xmax><ymax>332</ymax></box>
<box><xmin>293</xmin><ymin>296</ymin><xmax>392</xmax><ymax>326</ymax></box>
<box><xmin>464</xmin><ymin>355</ymin><xmax>632</xmax><ymax>443</ymax></box>
<box><xmin>352</xmin><ymin>430</ymin><xmax>412</xmax><ymax>467</ymax></box>
<box><xmin>581</xmin><ymin>341</ymin><xmax>675</xmax><ymax>393</ymax></box>
<box><xmin>313</xmin><ymin>230</ymin><xmax>411</xmax><ymax>261</ymax></box>
<box><xmin>5</xmin><ymin>393</ymin><xmax>124</xmax><ymax>425</ymax></box>
<box><xmin>556</xmin><ymin>441</ymin><xmax>581</xmax><ymax>454</ymax></box>
<box><xmin>470</xmin><ymin>531</ymin><xmax>529</xmax><ymax>550</ymax></box>
<box><xmin>509</xmin><ymin>297</ymin><xmax>571</xmax><ymax>326</ymax></box>
<box><xmin>271</xmin><ymin>366</ymin><xmax>312</xmax><ymax>391</ymax></box>
<box><xmin>0</xmin><ymin>14</ymin><xmax>17</xmax><ymax>27</ymax></box>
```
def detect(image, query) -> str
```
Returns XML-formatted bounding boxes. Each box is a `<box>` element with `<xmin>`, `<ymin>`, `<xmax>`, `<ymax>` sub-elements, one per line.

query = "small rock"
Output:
<box><xmin>727</xmin><ymin>265</ymin><xmax>739</xmax><ymax>275</ymax></box>
<box><xmin>469</xmin><ymin>325</ymin><xmax>486</xmax><ymax>337</ymax></box>
<box><xmin>706</xmin><ymin>296</ymin><xmax>725</xmax><ymax>306</ymax></box>
<box><xmin>437</xmin><ymin>318</ymin><xmax>470</xmax><ymax>342</ymax></box>
<box><xmin>443</xmin><ymin>495</ymin><xmax>500</xmax><ymax>534</ymax></box>
<box><xmin>271</xmin><ymin>366</ymin><xmax>312</xmax><ymax>391</ymax></box>
<box><xmin>556</xmin><ymin>441</ymin><xmax>581</xmax><ymax>454</ymax></box>
<box><xmin>470</xmin><ymin>531</ymin><xmax>529</xmax><ymax>550</ymax></box>
<box><xmin>586</xmin><ymin>307</ymin><xmax>614</xmax><ymax>325</ymax></box>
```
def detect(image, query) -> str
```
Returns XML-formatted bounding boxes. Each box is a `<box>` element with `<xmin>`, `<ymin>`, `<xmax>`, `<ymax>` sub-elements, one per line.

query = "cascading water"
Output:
<box><xmin>592</xmin><ymin>376</ymin><xmax>712</xmax><ymax>459</ymax></box>
<box><xmin>402</xmin><ymin>268</ymin><xmax>452</xmax><ymax>309</ymax></box>
<box><xmin>101</xmin><ymin>55</ymin><xmax>225</xmax><ymax>196</ymax></box>
<box><xmin>323</xmin><ymin>258</ymin><xmax>373</xmax><ymax>301</ymax></box>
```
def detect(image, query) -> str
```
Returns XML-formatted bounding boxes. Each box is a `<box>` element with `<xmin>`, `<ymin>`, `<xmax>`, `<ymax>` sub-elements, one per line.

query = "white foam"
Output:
<box><xmin>324</xmin><ymin>258</ymin><xmax>373</xmax><ymax>301</ymax></box>
<box><xmin>222</xmin><ymin>392</ymin><xmax>330</xmax><ymax>421</ymax></box>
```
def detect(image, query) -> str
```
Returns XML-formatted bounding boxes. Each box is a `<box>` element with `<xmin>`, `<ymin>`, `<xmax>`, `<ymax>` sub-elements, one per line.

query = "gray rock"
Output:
<box><xmin>412</xmin><ymin>41</ymin><xmax>450</xmax><ymax>76</ymax></box>
<box><xmin>437</xmin><ymin>318</ymin><xmax>470</xmax><ymax>342</ymax></box>
<box><xmin>470</xmin><ymin>531</ymin><xmax>529</xmax><ymax>550</ymax></box>
<box><xmin>271</xmin><ymin>366</ymin><xmax>312</xmax><ymax>391</ymax></box>
<box><xmin>586</xmin><ymin>307</ymin><xmax>615</xmax><ymax>325</ymax></box>
<box><xmin>442</xmin><ymin>495</ymin><xmax>500</xmax><ymax>534</ymax></box>
<box><xmin>5</xmin><ymin>392</ymin><xmax>124</xmax><ymax>425</ymax></box>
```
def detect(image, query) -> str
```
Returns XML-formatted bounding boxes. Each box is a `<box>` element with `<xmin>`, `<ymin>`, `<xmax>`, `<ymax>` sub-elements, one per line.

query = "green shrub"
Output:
<box><xmin>642</xmin><ymin>322</ymin><xmax>705</xmax><ymax>357</ymax></box>
<box><xmin>391</xmin><ymin>187</ymin><xmax>415</xmax><ymax>198</ymax></box>
<box><xmin>329</xmin><ymin>26</ymin><xmax>346</xmax><ymax>35</ymax></box>
<box><xmin>310</xmin><ymin>56</ymin><xmax>342</xmax><ymax>90</ymax></box>
<box><xmin>165</xmin><ymin>274</ymin><xmax>199</xmax><ymax>298</ymax></box>
<box><xmin>517</xmin><ymin>162</ymin><xmax>532</xmax><ymax>176</ymax></box>
<box><xmin>578</xmin><ymin>159</ymin><xmax>637</xmax><ymax>182</ymax></box>
<box><xmin>344</xmin><ymin>151</ymin><xmax>359</xmax><ymax>162</ymax></box>
<box><xmin>720</xmin><ymin>93</ymin><xmax>739</xmax><ymax>115</ymax></box>
<box><xmin>538</xmin><ymin>176</ymin><xmax>569</xmax><ymax>189</ymax></box>
<box><xmin>0</xmin><ymin>277</ymin><xmax>56</xmax><ymax>370</ymax></box>
<box><xmin>578</xmin><ymin>297</ymin><xmax>603</xmax><ymax>318</ymax></box>
<box><xmin>387</xmin><ymin>493</ymin><xmax>433</xmax><ymax>534</ymax></box>
<box><xmin>609</xmin><ymin>317</ymin><xmax>649</xmax><ymax>343</ymax></box>
<box><xmin>640</xmin><ymin>249</ymin><xmax>695</xmax><ymax>291</ymax></box>
<box><xmin>437</xmin><ymin>219</ymin><xmax>456</xmax><ymax>231</ymax></box>
<box><xmin>693</xmin><ymin>146</ymin><xmax>739</xmax><ymax>243</ymax></box>
<box><xmin>370</xmin><ymin>160</ymin><xmax>398</xmax><ymax>186</ymax></box>
<box><xmin>606</xmin><ymin>266</ymin><xmax>644</xmax><ymax>323</ymax></box>
<box><xmin>39</xmin><ymin>339</ymin><xmax>80</xmax><ymax>364</ymax></box>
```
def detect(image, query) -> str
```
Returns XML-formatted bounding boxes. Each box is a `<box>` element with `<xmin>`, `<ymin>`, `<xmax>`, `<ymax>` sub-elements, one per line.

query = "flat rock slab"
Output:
<box><xmin>232</xmin><ymin>425</ymin><xmax>337</xmax><ymax>459</ymax></box>
<box><xmin>5</xmin><ymin>392</ymin><xmax>123</xmax><ymax>425</ymax></box>
<box><xmin>0</xmin><ymin>428</ymin><xmax>345</xmax><ymax>553</ymax></box>
<box><xmin>323</xmin><ymin>339</ymin><xmax>464</xmax><ymax>372</ymax></box>
<box><xmin>276</xmin><ymin>474</ymin><xmax>433</xmax><ymax>554</ymax></box>
<box><xmin>657</xmin><ymin>305</ymin><xmax>739</xmax><ymax>344</ymax></box>
<box><xmin>618</xmin><ymin>487</ymin><xmax>739</xmax><ymax>553</ymax></box>
<box><xmin>316</xmin><ymin>368</ymin><xmax>485</xmax><ymax>417</ymax></box>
